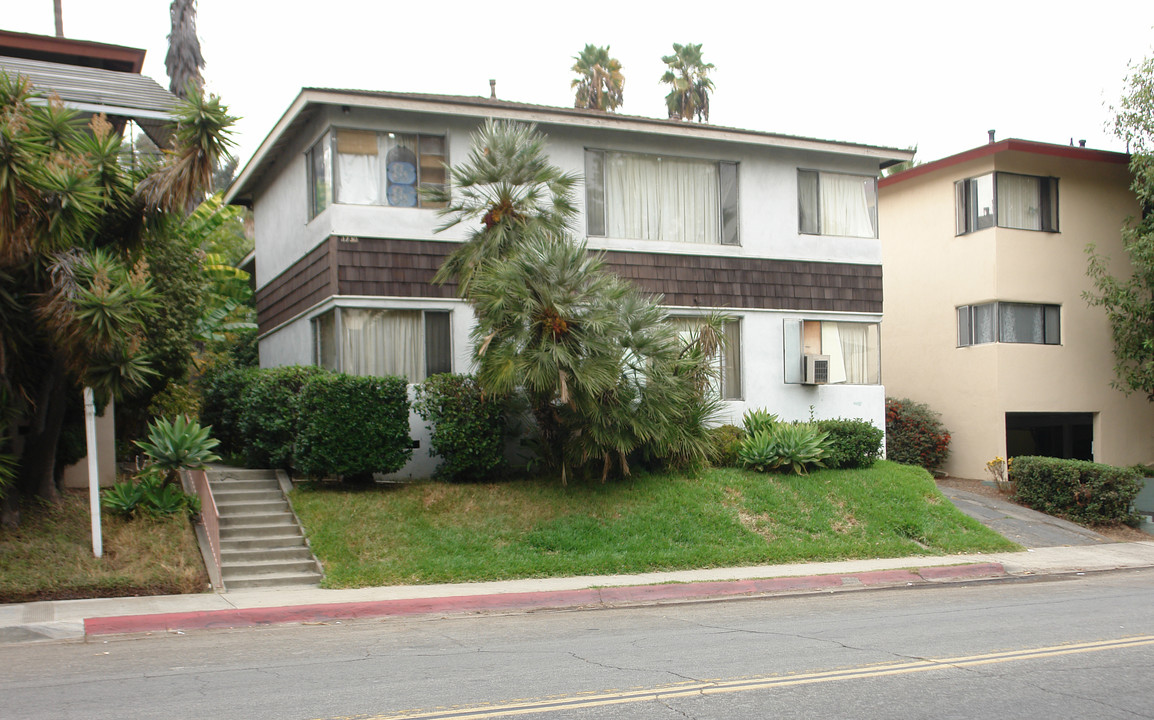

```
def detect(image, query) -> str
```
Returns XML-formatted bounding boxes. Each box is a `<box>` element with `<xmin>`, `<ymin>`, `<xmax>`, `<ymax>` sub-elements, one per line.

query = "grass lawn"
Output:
<box><xmin>0</xmin><ymin>490</ymin><xmax>209</xmax><ymax>603</ymax></box>
<box><xmin>291</xmin><ymin>461</ymin><xmax>1019</xmax><ymax>588</ymax></box>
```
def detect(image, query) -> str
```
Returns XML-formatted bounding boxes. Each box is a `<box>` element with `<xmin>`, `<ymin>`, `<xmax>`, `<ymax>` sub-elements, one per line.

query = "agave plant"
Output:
<box><xmin>742</xmin><ymin>408</ymin><xmax>780</xmax><ymax>437</ymax></box>
<box><xmin>739</xmin><ymin>423</ymin><xmax>831</xmax><ymax>475</ymax></box>
<box><xmin>134</xmin><ymin>415</ymin><xmax>221</xmax><ymax>484</ymax></box>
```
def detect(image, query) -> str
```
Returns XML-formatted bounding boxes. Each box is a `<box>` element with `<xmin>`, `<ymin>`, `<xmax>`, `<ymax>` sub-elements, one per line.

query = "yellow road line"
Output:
<box><xmin>328</xmin><ymin>635</ymin><xmax>1154</xmax><ymax>720</ymax></box>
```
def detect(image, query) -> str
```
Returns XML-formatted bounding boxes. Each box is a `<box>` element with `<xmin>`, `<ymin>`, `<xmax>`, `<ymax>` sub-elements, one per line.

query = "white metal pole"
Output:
<box><xmin>83</xmin><ymin>386</ymin><xmax>102</xmax><ymax>558</ymax></box>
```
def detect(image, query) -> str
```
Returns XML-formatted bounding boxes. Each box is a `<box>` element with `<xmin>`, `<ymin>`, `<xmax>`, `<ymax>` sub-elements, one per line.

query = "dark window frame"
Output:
<box><xmin>796</xmin><ymin>169</ymin><xmax>879</xmax><ymax>239</ymax></box>
<box><xmin>584</xmin><ymin>148</ymin><xmax>741</xmax><ymax>246</ymax></box>
<box><xmin>957</xmin><ymin>302</ymin><xmax>1061</xmax><ymax>346</ymax></box>
<box><xmin>955</xmin><ymin>172</ymin><xmax>1059</xmax><ymax>235</ymax></box>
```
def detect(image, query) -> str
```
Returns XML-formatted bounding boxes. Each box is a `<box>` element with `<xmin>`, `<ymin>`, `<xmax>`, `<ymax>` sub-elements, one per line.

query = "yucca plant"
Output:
<box><xmin>134</xmin><ymin>415</ymin><xmax>221</xmax><ymax>485</ymax></box>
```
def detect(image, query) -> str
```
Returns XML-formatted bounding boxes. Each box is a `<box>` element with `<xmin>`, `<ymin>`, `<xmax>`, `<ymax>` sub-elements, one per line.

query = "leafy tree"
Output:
<box><xmin>571</xmin><ymin>44</ymin><xmax>625</xmax><ymax>112</ymax></box>
<box><xmin>660</xmin><ymin>43</ymin><xmax>715</xmax><ymax>123</ymax></box>
<box><xmin>0</xmin><ymin>73</ymin><xmax>235</xmax><ymax>524</ymax></box>
<box><xmin>1085</xmin><ymin>51</ymin><xmax>1154</xmax><ymax>399</ymax></box>
<box><xmin>426</xmin><ymin>120</ymin><xmax>723</xmax><ymax>482</ymax></box>
<box><xmin>166</xmin><ymin>0</ymin><xmax>205</xmax><ymax>99</ymax></box>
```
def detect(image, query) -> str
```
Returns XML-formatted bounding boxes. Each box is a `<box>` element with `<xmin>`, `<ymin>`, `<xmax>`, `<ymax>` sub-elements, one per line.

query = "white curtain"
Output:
<box><xmin>335</xmin><ymin>130</ymin><xmax>379</xmax><ymax>205</ymax></box>
<box><xmin>605</xmin><ymin>153</ymin><xmax>719</xmax><ymax>243</ymax></box>
<box><xmin>973</xmin><ymin>304</ymin><xmax>996</xmax><ymax>344</ymax></box>
<box><xmin>834</xmin><ymin>322</ymin><xmax>879</xmax><ymax>384</ymax></box>
<box><xmin>997</xmin><ymin>174</ymin><xmax>1041</xmax><ymax>230</ymax></box>
<box><xmin>340</xmin><ymin>309</ymin><xmax>422</xmax><ymax>381</ymax></box>
<box><xmin>820</xmin><ymin>323</ymin><xmax>848</xmax><ymax>384</ymax></box>
<box><xmin>820</xmin><ymin>173</ymin><xmax>875</xmax><ymax>238</ymax></box>
<box><xmin>999</xmin><ymin>304</ymin><xmax>1043</xmax><ymax>343</ymax></box>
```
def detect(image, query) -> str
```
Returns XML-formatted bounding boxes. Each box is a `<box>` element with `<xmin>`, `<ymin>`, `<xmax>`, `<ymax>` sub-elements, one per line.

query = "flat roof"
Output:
<box><xmin>879</xmin><ymin>138</ymin><xmax>1130</xmax><ymax>189</ymax></box>
<box><xmin>0</xmin><ymin>29</ymin><xmax>145</xmax><ymax>73</ymax></box>
<box><xmin>226</xmin><ymin>87</ymin><xmax>915</xmax><ymax>205</ymax></box>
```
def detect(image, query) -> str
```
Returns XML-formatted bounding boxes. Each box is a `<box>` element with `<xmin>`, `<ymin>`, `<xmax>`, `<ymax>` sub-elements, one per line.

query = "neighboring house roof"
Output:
<box><xmin>0</xmin><ymin>29</ymin><xmax>145</xmax><ymax>73</ymax></box>
<box><xmin>880</xmin><ymin>139</ymin><xmax>1129</xmax><ymax>189</ymax></box>
<box><xmin>0</xmin><ymin>40</ymin><xmax>176</xmax><ymax>147</ymax></box>
<box><xmin>226</xmin><ymin>87</ymin><xmax>915</xmax><ymax>206</ymax></box>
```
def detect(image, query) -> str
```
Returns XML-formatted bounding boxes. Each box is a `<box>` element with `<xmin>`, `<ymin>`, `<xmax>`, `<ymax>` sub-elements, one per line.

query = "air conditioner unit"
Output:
<box><xmin>802</xmin><ymin>354</ymin><xmax>830</xmax><ymax>385</ymax></box>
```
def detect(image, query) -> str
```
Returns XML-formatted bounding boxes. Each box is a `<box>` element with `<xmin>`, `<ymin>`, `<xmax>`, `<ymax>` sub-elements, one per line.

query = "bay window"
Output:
<box><xmin>955</xmin><ymin>172</ymin><xmax>1058</xmax><ymax>234</ymax></box>
<box><xmin>585</xmin><ymin>149</ymin><xmax>740</xmax><ymax>245</ymax></box>
<box><xmin>783</xmin><ymin>319</ymin><xmax>881</xmax><ymax>384</ymax></box>
<box><xmin>797</xmin><ymin>170</ymin><xmax>878</xmax><ymax>238</ymax></box>
<box><xmin>314</xmin><ymin>308</ymin><xmax>452</xmax><ymax>382</ymax></box>
<box><xmin>307</xmin><ymin>128</ymin><xmax>447</xmax><ymax>219</ymax></box>
<box><xmin>957</xmin><ymin>302</ymin><xmax>1060</xmax><ymax>346</ymax></box>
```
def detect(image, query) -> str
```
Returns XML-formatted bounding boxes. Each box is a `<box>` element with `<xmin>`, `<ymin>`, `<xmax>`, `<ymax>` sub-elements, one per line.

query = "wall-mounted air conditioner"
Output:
<box><xmin>802</xmin><ymin>354</ymin><xmax>830</xmax><ymax>385</ymax></box>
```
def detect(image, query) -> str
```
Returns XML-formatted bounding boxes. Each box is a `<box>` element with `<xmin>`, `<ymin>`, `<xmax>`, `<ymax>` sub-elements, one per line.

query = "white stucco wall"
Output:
<box><xmin>249</xmin><ymin>102</ymin><xmax>892</xmax><ymax>479</ymax></box>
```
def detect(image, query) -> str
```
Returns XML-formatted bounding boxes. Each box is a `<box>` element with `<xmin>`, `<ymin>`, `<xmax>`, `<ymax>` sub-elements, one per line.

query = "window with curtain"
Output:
<box><xmin>308</xmin><ymin>128</ymin><xmax>447</xmax><ymax>218</ymax></box>
<box><xmin>783</xmin><ymin>319</ymin><xmax>880</xmax><ymax>384</ymax></box>
<box><xmin>957</xmin><ymin>302</ymin><xmax>1060</xmax><ymax>346</ymax></box>
<box><xmin>585</xmin><ymin>150</ymin><xmax>740</xmax><ymax>245</ymax></box>
<box><xmin>797</xmin><ymin>170</ymin><xmax>878</xmax><ymax>238</ymax></box>
<box><xmin>312</xmin><ymin>308</ymin><xmax>452</xmax><ymax>382</ymax></box>
<box><xmin>669</xmin><ymin>317</ymin><xmax>742</xmax><ymax>399</ymax></box>
<box><xmin>955</xmin><ymin>172</ymin><xmax>1058</xmax><ymax>234</ymax></box>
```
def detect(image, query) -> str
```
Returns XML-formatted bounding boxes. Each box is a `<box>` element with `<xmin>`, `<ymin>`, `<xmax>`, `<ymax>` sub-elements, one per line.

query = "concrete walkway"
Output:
<box><xmin>3</xmin><ymin>485</ymin><xmax>1153</xmax><ymax>645</ymax></box>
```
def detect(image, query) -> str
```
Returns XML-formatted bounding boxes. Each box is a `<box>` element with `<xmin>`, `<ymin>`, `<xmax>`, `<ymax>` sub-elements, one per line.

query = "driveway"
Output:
<box><xmin>938</xmin><ymin>486</ymin><xmax>1112</xmax><ymax>548</ymax></box>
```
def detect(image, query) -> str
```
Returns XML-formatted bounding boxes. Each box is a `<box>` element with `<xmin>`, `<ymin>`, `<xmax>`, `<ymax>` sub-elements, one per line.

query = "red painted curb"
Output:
<box><xmin>83</xmin><ymin>563</ymin><xmax>1008</xmax><ymax>636</ymax></box>
<box><xmin>917</xmin><ymin>562</ymin><xmax>1005</xmax><ymax>580</ymax></box>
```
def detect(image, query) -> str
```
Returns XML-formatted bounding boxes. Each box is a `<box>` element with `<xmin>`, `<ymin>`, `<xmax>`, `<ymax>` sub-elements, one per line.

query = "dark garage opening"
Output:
<box><xmin>1005</xmin><ymin>412</ymin><xmax>1093</xmax><ymax>461</ymax></box>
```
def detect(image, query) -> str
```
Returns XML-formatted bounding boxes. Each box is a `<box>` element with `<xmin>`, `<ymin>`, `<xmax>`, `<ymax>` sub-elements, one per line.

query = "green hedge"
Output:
<box><xmin>412</xmin><ymin>373</ymin><xmax>505</xmax><ymax>481</ymax></box>
<box><xmin>707</xmin><ymin>424</ymin><xmax>745</xmax><ymax>468</ymax></box>
<box><xmin>1012</xmin><ymin>456</ymin><xmax>1141</xmax><ymax>525</ymax></box>
<box><xmin>813</xmin><ymin>418</ymin><xmax>884</xmax><ymax>469</ymax></box>
<box><xmin>295</xmin><ymin>373</ymin><xmax>412</xmax><ymax>481</ymax></box>
<box><xmin>199</xmin><ymin>361</ymin><xmax>256</xmax><ymax>457</ymax></box>
<box><xmin>237</xmin><ymin>365</ymin><xmax>327</xmax><ymax>470</ymax></box>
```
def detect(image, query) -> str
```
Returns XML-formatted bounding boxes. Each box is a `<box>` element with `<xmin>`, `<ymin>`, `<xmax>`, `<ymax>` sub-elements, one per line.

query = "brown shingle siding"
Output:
<box><xmin>256</xmin><ymin>239</ymin><xmax>883</xmax><ymax>334</ymax></box>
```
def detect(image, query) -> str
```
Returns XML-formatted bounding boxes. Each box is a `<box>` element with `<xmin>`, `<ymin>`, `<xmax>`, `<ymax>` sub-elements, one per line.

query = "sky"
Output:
<box><xmin>5</xmin><ymin>1</ymin><xmax>1154</xmax><ymax>170</ymax></box>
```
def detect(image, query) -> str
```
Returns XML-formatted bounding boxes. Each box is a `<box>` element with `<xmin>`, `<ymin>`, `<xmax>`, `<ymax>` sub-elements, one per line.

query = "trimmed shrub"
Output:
<box><xmin>814</xmin><ymin>418</ymin><xmax>884</xmax><ymax>469</ymax></box>
<box><xmin>413</xmin><ymin>374</ymin><xmax>506</xmax><ymax>482</ymax></box>
<box><xmin>295</xmin><ymin>373</ymin><xmax>412</xmax><ymax>481</ymax></box>
<box><xmin>707</xmin><ymin>424</ymin><xmax>745</xmax><ymax>468</ymax></box>
<box><xmin>237</xmin><ymin>365</ymin><xmax>327</xmax><ymax>470</ymax></box>
<box><xmin>1012</xmin><ymin>456</ymin><xmax>1141</xmax><ymax>525</ymax></box>
<box><xmin>885</xmin><ymin>397</ymin><xmax>951</xmax><ymax>470</ymax></box>
<box><xmin>199</xmin><ymin>361</ymin><xmax>256</xmax><ymax>457</ymax></box>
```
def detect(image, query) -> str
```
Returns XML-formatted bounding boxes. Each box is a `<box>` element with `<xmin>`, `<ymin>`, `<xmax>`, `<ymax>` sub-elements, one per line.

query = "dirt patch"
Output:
<box><xmin>936</xmin><ymin>476</ymin><xmax>1151</xmax><ymax>543</ymax></box>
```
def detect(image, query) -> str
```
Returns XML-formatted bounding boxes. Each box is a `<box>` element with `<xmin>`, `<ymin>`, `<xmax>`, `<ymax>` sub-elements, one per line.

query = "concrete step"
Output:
<box><xmin>219</xmin><ymin>512</ymin><xmax>296</xmax><ymax>529</ymax></box>
<box><xmin>207</xmin><ymin>468</ymin><xmax>279</xmax><ymax>481</ymax></box>
<box><xmin>224</xmin><ymin>571</ymin><xmax>323</xmax><ymax>590</ymax></box>
<box><xmin>215</xmin><ymin>499</ymin><xmax>291</xmax><ymax>515</ymax></box>
<box><xmin>220</xmin><ymin>535</ymin><xmax>307</xmax><ymax>551</ymax></box>
<box><xmin>222</xmin><ymin>558</ymin><xmax>320</xmax><ymax>579</ymax></box>
<box><xmin>210</xmin><ymin>479</ymin><xmax>280</xmax><ymax>493</ymax></box>
<box><xmin>211</xmin><ymin>488</ymin><xmax>284</xmax><ymax>503</ymax></box>
<box><xmin>221</xmin><ymin>546</ymin><xmax>316</xmax><ymax>564</ymax></box>
<box><xmin>220</xmin><ymin>522</ymin><xmax>304</xmax><ymax>540</ymax></box>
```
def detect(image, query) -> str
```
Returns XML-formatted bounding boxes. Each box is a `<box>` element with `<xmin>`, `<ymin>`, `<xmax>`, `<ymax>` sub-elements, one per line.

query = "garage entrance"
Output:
<box><xmin>1005</xmin><ymin>412</ymin><xmax>1093</xmax><ymax>461</ymax></box>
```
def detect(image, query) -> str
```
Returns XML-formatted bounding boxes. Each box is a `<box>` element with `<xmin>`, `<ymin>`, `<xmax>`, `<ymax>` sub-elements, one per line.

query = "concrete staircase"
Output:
<box><xmin>208</xmin><ymin>468</ymin><xmax>323</xmax><ymax>590</ymax></box>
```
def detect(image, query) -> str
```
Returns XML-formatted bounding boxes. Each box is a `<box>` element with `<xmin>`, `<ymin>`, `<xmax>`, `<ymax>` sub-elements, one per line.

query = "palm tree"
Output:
<box><xmin>427</xmin><ymin>120</ymin><xmax>723</xmax><ymax>481</ymax></box>
<box><xmin>660</xmin><ymin>43</ymin><xmax>715</xmax><ymax>122</ymax></box>
<box><xmin>0</xmin><ymin>72</ymin><xmax>235</xmax><ymax>523</ymax></box>
<box><xmin>571</xmin><ymin>44</ymin><xmax>624</xmax><ymax>112</ymax></box>
<box><xmin>166</xmin><ymin>0</ymin><xmax>205</xmax><ymax>99</ymax></box>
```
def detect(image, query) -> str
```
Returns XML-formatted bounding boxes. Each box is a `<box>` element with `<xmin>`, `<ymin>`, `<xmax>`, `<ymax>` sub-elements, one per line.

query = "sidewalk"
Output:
<box><xmin>3</xmin><ymin>542</ymin><xmax>1153</xmax><ymax>645</ymax></box>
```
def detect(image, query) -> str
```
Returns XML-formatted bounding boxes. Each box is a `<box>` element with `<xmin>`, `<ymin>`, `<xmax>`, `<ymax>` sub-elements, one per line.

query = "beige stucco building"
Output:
<box><xmin>879</xmin><ymin>138</ymin><xmax>1154</xmax><ymax>479</ymax></box>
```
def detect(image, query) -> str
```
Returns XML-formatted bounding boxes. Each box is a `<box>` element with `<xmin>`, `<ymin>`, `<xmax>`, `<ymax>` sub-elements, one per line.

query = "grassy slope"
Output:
<box><xmin>0</xmin><ymin>491</ymin><xmax>208</xmax><ymax>603</ymax></box>
<box><xmin>291</xmin><ymin>461</ymin><xmax>1018</xmax><ymax>588</ymax></box>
